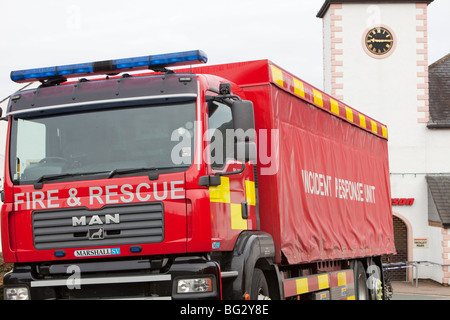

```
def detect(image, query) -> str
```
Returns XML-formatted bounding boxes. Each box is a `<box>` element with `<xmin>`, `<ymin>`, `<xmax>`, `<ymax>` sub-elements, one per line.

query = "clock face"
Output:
<box><xmin>365</xmin><ymin>27</ymin><xmax>394</xmax><ymax>56</ymax></box>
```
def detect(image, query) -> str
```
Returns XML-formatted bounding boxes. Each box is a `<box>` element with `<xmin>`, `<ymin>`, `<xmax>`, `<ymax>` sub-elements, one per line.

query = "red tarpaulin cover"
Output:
<box><xmin>263</xmin><ymin>86</ymin><xmax>394</xmax><ymax>264</ymax></box>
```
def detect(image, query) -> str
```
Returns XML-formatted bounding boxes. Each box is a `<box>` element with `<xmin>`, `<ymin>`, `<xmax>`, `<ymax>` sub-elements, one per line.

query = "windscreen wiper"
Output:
<box><xmin>32</xmin><ymin>166</ymin><xmax>189</xmax><ymax>189</ymax></box>
<box><xmin>34</xmin><ymin>171</ymin><xmax>109</xmax><ymax>189</ymax></box>
<box><xmin>107</xmin><ymin>166</ymin><xmax>189</xmax><ymax>180</ymax></box>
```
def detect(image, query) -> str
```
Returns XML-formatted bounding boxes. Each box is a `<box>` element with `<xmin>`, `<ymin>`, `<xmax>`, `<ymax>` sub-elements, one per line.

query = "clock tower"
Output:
<box><xmin>317</xmin><ymin>0</ymin><xmax>432</xmax><ymax>127</ymax></box>
<box><xmin>317</xmin><ymin>0</ymin><xmax>450</xmax><ymax>284</ymax></box>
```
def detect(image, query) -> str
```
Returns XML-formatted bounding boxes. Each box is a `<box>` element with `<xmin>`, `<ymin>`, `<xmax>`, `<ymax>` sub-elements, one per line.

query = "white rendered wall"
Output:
<box><xmin>322</xmin><ymin>2</ymin><xmax>449</xmax><ymax>282</ymax></box>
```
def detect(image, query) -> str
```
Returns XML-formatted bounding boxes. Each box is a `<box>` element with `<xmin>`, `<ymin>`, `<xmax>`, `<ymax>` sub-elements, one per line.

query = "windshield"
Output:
<box><xmin>10</xmin><ymin>102</ymin><xmax>195</xmax><ymax>184</ymax></box>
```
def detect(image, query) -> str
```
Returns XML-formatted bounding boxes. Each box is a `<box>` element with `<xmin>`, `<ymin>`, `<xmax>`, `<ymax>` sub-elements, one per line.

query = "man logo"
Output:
<box><xmin>72</xmin><ymin>214</ymin><xmax>120</xmax><ymax>227</ymax></box>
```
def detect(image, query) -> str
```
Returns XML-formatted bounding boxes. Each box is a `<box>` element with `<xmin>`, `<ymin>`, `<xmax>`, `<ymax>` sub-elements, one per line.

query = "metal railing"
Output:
<box><xmin>383</xmin><ymin>261</ymin><xmax>418</xmax><ymax>287</ymax></box>
<box><xmin>383</xmin><ymin>260</ymin><xmax>450</xmax><ymax>288</ymax></box>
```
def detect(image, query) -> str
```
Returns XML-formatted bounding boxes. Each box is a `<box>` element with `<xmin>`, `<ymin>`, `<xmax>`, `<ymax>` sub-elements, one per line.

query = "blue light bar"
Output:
<box><xmin>10</xmin><ymin>50</ymin><xmax>208</xmax><ymax>83</ymax></box>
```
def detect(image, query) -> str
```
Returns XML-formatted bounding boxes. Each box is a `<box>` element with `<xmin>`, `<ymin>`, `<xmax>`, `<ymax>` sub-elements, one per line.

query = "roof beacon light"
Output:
<box><xmin>10</xmin><ymin>50</ymin><xmax>208</xmax><ymax>83</ymax></box>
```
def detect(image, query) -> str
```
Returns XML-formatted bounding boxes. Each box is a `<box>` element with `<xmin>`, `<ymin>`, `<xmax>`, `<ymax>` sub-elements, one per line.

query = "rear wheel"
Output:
<box><xmin>250</xmin><ymin>268</ymin><xmax>270</xmax><ymax>300</ymax></box>
<box><xmin>353</xmin><ymin>261</ymin><xmax>369</xmax><ymax>300</ymax></box>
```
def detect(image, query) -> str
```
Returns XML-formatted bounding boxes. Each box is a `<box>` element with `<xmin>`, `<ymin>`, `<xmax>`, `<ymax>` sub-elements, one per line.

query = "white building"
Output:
<box><xmin>318</xmin><ymin>0</ymin><xmax>450</xmax><ymax>284</ymax></box>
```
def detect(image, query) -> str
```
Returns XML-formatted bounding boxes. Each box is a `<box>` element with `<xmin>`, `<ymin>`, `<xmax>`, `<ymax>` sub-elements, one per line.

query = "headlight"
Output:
<box><xmin>4</xmin><ymin>287</ymin><xmax>30</xmax><ymax>300</ymax></box>
<box><xmin>177</xmin><ymin>278</ymin><xmax>213</xmax><ymax>293</ymax></box>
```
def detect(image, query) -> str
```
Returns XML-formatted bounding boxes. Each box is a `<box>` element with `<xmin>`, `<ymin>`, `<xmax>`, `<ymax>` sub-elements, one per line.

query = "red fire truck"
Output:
<box><xmin>1</xmin><ymin>50</ymin><xmax>395</xmax><ymax>300</ymax></box>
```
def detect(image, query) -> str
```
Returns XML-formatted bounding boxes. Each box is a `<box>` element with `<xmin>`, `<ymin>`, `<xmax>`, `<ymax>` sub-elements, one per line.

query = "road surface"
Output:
<box><xmin>390</xmin><ymin>280</ymin><xmax>450</xmax><ymax>300</ymax></box>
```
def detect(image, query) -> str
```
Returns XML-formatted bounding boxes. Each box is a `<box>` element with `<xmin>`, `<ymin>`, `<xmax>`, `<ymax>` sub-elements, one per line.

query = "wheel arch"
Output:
<box><xmin>224</xmin><ymin>231</ymin><xmax>281</xmax><ymax>299</ymax></box>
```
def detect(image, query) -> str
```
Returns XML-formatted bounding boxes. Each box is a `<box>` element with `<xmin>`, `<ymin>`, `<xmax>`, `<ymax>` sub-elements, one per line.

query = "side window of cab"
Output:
<box><xmin>208</xmin><ymin>101</ymin><xmax>234</xmax><ymax>169</ymax></box>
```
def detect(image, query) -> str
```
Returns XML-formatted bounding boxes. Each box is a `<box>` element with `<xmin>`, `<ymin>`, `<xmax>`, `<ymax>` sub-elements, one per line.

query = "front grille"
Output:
<box><xmin>32</xmin><ymin>203</ymin><xmax>164</xmax><ymax>250</ymax></box>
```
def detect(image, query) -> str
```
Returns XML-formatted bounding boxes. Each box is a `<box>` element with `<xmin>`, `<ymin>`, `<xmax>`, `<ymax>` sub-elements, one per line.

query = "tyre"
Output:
<box><xmin>353</xmin><ymin>261</ymin><xmax>369</xmax><ymax>300</ymax></box>
<box><xmin>250</xmin><ymin>268</ymin><xmax>270</xmax><ymax>300</ymax></box>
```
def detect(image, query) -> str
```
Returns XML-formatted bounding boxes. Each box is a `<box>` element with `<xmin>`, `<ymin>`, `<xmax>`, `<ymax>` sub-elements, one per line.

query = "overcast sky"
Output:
<box><xmin>0</xmin><ymin>0</ymin><xmax>449</xmax><ymax>101</ymax></box>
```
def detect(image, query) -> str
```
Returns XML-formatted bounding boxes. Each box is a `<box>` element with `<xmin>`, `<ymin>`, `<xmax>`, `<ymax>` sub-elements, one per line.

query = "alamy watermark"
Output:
<box><xmin>170</xmin><ymin>123</ymin><xmax>279</xmax><ymax>176</ymax></box>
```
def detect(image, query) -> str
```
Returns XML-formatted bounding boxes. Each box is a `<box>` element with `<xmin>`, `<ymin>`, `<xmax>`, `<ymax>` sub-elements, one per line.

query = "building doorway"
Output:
<box><xmin>387</xmin><ymin>215</ymin><xmax>408</xmax><ymax>281</ymax></box>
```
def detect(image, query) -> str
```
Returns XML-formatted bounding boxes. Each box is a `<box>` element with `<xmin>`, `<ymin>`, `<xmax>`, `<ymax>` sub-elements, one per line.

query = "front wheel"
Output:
<box><xmin>250</xmin><ymin>268</ymin><xmax>270</xmax><ymax>300</ymax></box>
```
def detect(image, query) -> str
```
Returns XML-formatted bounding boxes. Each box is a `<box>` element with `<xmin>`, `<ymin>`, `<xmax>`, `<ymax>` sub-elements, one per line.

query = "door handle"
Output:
<box><xmin>241</xmin><ymin>201</ymin><xmax>249</xmax><ymax>219</ymax></box>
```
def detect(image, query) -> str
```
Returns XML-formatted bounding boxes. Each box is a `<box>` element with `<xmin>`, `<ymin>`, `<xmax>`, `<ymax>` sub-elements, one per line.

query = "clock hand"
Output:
<box><xmin>368</xmin><ymin>39</ymin><xmax>394</xmax><ymax>43</ymax></box>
